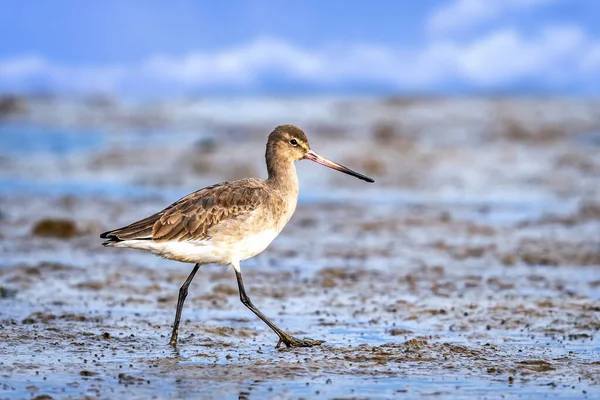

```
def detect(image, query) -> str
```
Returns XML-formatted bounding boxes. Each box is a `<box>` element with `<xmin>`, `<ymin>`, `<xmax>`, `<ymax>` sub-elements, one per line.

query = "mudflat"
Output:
<box><xmin>1</xmin><ymin>97</ymin><xmax>599</xmax><ymax>399</ymax></box>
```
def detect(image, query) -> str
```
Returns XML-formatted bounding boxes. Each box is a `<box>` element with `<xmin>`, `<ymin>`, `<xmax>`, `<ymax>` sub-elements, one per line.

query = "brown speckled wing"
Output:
<box><xmin>101</xmin><ymin>178</ymin><xmax>266</xmax><ymax>243</ymax></box>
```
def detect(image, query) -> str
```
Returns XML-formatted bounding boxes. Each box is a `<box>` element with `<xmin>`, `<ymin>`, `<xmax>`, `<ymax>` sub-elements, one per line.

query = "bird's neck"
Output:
<box><xmin>266</xmin><ymin>156</ymin><xmax>299</xmax><ymax>197</ymax></box>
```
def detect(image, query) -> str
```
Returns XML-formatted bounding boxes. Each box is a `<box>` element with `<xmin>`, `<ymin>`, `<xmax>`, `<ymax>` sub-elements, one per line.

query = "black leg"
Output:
<box><xmin>234</xmin><ymin>268</ymin><xmax>324</xmax><ymax>348</ymax></box>
<box><xmin>169</xmin><ymin>263</ymin><xmax>200</xmax><ymax>347</ymax></box>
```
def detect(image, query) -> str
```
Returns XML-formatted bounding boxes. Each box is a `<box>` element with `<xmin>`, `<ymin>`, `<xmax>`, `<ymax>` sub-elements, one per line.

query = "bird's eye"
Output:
<box><xmin>290</xmin><ymin>139</ymin><xmax>298</xmax><ymax>146</ymax></box>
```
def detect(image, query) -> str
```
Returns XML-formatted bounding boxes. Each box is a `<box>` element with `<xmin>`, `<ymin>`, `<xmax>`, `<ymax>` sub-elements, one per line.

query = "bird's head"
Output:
<box><xmin>267</xmin><ymin>125</ymin><xmax>374</xmax><ymax>183</ymax></box>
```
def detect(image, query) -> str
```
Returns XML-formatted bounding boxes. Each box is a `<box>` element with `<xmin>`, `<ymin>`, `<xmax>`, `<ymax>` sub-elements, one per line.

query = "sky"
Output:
<box><xmin>0</xmin><ymin>0</ymin><xmax>599</xmax><ymax>96</ymax></box>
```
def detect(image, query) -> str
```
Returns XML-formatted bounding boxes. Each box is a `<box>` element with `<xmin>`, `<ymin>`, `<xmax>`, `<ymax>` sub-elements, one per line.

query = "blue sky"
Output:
<box><xmin>1</xmin><ymin>0</ymin><xmax>599</xmax><ymax>95</ymax></box>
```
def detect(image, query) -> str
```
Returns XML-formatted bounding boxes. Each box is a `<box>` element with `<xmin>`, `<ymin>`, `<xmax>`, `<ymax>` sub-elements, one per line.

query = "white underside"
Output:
<box><xmin>112</xmin><ymin>229</ymin><xmax>280</xmax><ymax>265</ymax></box>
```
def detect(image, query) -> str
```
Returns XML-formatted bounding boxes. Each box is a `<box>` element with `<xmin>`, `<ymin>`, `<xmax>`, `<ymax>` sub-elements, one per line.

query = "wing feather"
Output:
<box><xmin>100</xmin><ymin>178</ymin><xmax>267</xmax><ymax>243</ymax></box>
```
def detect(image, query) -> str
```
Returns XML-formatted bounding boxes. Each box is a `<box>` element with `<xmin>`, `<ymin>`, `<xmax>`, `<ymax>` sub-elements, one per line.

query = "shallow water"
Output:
<box><xmin>0</xmin><ymin>123</ymin><xmax>104</xmax><ymax>155</ymax></box>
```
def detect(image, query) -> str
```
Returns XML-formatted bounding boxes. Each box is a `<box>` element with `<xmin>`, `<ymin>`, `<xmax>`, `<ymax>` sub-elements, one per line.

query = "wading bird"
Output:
<box><xmin>101</xmin><ymin>125</ymin><xmax>374</xmax><ymax>348</ymax></box>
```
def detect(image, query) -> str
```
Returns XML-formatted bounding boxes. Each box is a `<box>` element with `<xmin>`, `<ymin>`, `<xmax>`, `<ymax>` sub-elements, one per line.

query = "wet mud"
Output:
<box><xmin>1</xmin><ymin>97</ymin><xmax>599</xmax><ymax>399</ymax></box>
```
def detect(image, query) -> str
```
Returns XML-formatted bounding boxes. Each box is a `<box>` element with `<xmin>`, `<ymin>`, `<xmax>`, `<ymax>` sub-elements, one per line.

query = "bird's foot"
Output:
<box><xmin>276</xmin><ymin>334</ymin><xmax>325</xmax><ymax>349</ymax></box>
<box><xmin>168</xmin><ymin>331</ymin><xmax>179</xmax><ymax>348</ymax></box>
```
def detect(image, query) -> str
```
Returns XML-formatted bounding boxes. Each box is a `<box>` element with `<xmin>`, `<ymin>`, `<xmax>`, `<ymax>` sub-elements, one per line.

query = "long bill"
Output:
<box><xmin>304</xmin><ymin>150</ymin><xmax>375</xmax><ymax>183</ymax></box>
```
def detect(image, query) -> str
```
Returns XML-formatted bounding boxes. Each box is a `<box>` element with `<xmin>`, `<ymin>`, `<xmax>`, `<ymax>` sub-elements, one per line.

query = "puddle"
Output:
<box><xmin>0</xmin><ymin>123</ymin><xmax>104</xmax><ymax>155</ymax></box>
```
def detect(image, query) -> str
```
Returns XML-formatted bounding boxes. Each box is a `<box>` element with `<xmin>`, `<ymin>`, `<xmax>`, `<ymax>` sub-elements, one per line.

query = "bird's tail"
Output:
<box><xmin>100</xmin><ymin>213</ymin><xmax>159</xmax><ymax>246</ymax></box>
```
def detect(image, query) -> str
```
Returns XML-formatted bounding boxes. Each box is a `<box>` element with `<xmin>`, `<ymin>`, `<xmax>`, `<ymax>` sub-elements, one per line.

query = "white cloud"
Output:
<box><xmin>142</xmin><ymin>39</ymin><xmax>322</xmax><ymax>87</ymax></box>
<box><xmin>0</xmin><ymin>55</ymin><xmax>125</xmax><ymax>92</ymax></box>
<box><xmin>427</xmin><ymin>0</ymin><xmax>561</xmax><ymax>36</ymax></box>
<box><xmin>136</xmin><ymin>28</ymin><xmax>600</xmax><ymax>91</ymax></box>
<box><xmin>451</xmin><ymin>26</ymin><xmax>589</xmax><ymax>85</ymax></box>
<box><xmin>0</xmin><ymin>28</ymin><xmax>599</xmax><ymax>94</ymax></box>
<box><xmin>0</xmin><ymin>55</ymin><xmax>46</xmax><ymax>76</ymax></box>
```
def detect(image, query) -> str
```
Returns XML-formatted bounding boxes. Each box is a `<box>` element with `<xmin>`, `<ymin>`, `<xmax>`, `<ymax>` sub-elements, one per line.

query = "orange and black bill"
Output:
<box><xmin>304</xmin><ymin>150</ymin><xmax>374</xmax><ymax>183</ymax></box>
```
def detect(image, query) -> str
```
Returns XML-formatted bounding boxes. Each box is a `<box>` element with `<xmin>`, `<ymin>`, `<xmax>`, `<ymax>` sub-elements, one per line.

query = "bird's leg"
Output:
<box><xmin>233</xmin><ymin>267</ymin><xmax>324</xmax><ymax>348</ymax></box>
<box><xmin>169</xmin><ymin>263</ymin><xmax>200</xmax><ymax>347</ymax></box>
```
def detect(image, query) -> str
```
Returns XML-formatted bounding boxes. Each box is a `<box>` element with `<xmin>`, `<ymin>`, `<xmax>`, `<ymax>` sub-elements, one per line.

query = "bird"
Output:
<box><xmin>100</xmin><ymin>125</ymin><xmax>374</xmax><ymax>348</ymax></box>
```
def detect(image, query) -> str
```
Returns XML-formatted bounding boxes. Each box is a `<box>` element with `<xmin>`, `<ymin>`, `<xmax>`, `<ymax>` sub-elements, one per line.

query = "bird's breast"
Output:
<box><xmin>274</xmin><ymin>190</ymin><xmax>298</xmax><ymax>230</ymax></box>
<box><xmin>234</xmin><ymin>192</ymin><xmax>297</xmax><ymax>261</ymax></box>
<box><xmin>235</xmin><ymin>228</ymin><xmax>280</xmax><ymax>261</ymax></box>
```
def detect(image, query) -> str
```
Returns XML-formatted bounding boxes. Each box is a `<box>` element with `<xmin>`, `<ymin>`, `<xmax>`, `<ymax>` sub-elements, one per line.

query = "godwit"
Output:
<box><xmin>100</xmin><ymin>125</ymin><xmax>374</xmax><ymax>348</ymax></box>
